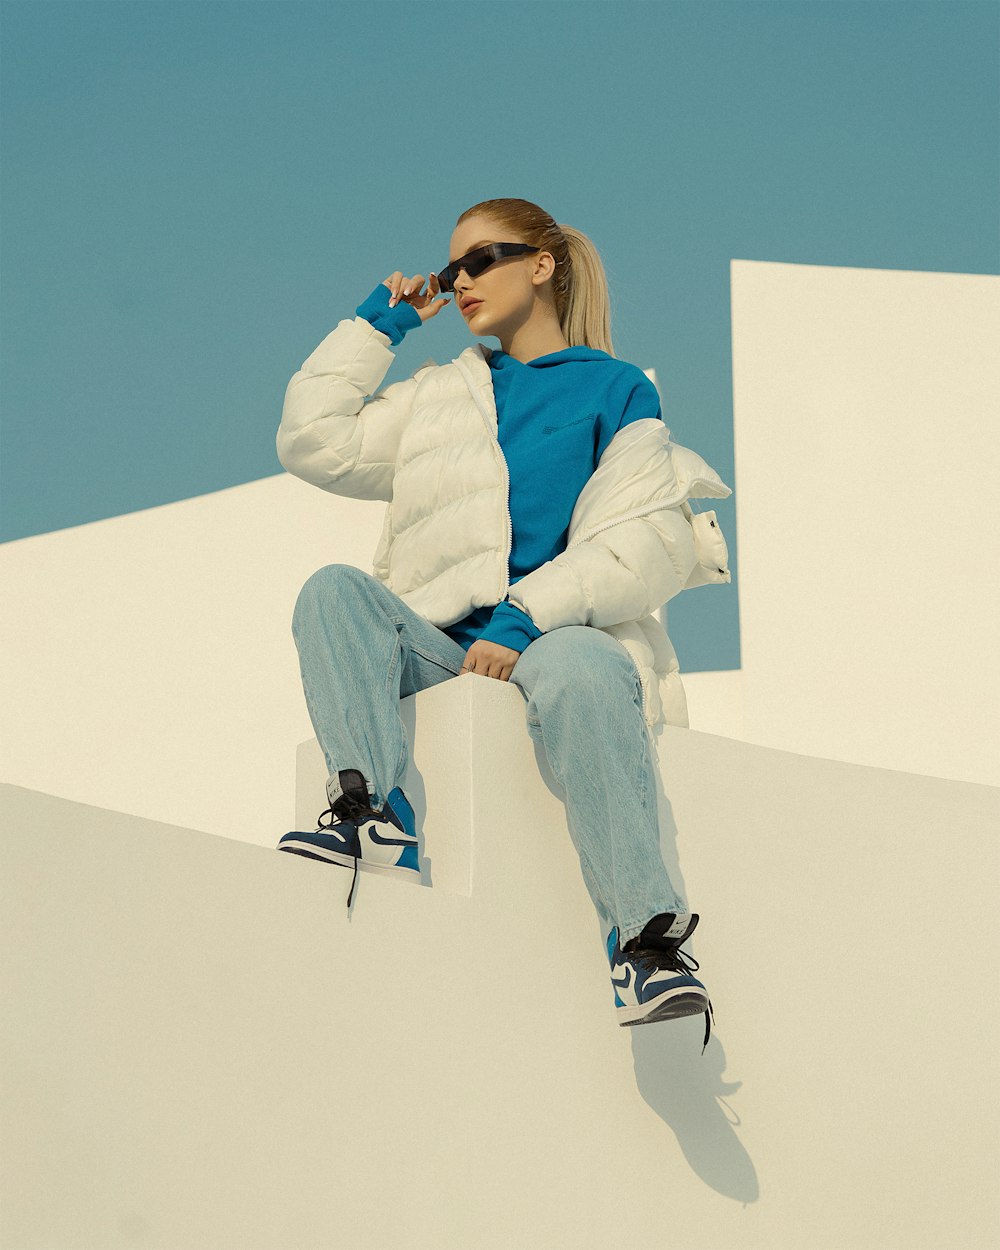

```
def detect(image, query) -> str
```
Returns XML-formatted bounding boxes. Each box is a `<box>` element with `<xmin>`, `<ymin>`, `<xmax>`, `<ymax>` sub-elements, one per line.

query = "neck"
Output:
<box><xmin>499</xmin><ymin>303</ymin><xmax>571</xmax><ymax>363</ymax></box>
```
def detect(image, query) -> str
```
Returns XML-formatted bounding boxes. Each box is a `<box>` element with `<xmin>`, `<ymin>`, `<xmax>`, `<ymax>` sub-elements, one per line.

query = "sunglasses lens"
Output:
<box><xmin>440</xmin><ymin>247</ymin><xmax>495</xmax><ymax>292</ymax></box>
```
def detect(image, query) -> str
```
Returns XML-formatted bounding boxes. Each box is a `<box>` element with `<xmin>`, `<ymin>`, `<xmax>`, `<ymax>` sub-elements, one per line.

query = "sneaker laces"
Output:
<box><xmin>629</xmin><ymin>941</ymin><xmax>716</xmax><ymax>1054</ymax></box>
<box><xmin>320</xmin><ymin>789</ymin><xmax>393</xmax><ymax>911</ymax></box>
<box><xmin>316</xmin><ymin>804</ymin><xmax>360</xmax><ymax>909</ymax></box>
<box><xmin>331</xmin><ymin>791</ymin><xmax>381</xmax><ymax>825</ymax></box>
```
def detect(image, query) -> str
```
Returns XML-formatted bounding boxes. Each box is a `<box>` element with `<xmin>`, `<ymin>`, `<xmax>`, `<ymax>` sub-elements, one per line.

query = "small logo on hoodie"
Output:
<box><xmin>542</xmin><ymin>413</ymin><xmax>598</xmax><ymax>435</ymax></box>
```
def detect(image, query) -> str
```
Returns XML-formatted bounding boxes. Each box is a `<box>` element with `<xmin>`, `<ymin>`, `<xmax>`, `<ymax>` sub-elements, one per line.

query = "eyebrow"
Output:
<box><xmin>448</xmin><ymin>239</ymin><xmax>493</xmax><ymax>264</ymax></box>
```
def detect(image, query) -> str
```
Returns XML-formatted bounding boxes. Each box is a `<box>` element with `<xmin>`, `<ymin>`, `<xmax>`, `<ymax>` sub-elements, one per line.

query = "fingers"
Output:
<box><xmin>383</xmin><ymin>271</ymin><xmax>451</xmax><ymax>319</ymax></box>
<box><xmin>389</xmin><ymin>274</ymin><xmax>426</xmax><ymax>307</ymax></box>
<box><xmin>384</xmin><ymin>272</ymin><xmax>408</xmax><ymax>306</ymax></box>
<box><xmin>428</xmin><ymin>272</ymin><xmax>450</xmax><ymax>313</ymax></box>
<box><xmin>460</xmin><ymin>659</ymin><xmax>514</xmax><ymax>680</ymax></box>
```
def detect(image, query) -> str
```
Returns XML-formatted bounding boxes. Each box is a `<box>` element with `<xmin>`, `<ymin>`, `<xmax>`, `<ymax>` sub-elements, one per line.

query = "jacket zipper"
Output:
<box><xmin>568</xmin><ymin>500</ymin><xmax>682</xmax><ymax>551</ymax></box>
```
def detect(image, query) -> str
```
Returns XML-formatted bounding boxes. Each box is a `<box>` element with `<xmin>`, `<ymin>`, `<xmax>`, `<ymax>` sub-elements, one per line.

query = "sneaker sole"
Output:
<box><xmin>353</xmin><ymin>857</ymin><xmax>421</xmax><ymax>882</ymax></box>
<box><xmin>277</xmin><ymin>839</ymin><xmax>421</xmax><ymax>881</ymax></box>
<box><xmin>617</xmin><ymin>987</ymin><xmax>710</xmax><ymax>1027</ymax></box>
<box><xmin>277</xmin><ymin>840</ymin><xmax>356</xmax><ymax>869</ymax></box>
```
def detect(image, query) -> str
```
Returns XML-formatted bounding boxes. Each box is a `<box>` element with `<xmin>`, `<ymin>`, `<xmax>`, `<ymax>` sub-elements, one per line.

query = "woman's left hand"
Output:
<box><xmin>460</xmin><ymin>639</ymin><xmax>522</xmax><ymax>682</ymax></box>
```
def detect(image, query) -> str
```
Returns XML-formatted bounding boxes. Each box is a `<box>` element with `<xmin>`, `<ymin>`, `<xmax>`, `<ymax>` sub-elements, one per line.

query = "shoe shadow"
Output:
<box><xmin>628</xmin><ymin>1016</ymin><xmax>759</xmax><ymax>1203</ymax></box>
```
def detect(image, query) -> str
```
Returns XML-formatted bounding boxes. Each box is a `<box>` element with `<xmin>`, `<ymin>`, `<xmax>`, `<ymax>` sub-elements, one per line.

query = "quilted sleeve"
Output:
<box><xmin>276</xmin><ymin>312</ymin><xmax>436</xmax><ymax>503</ymax></box>
<box><xmin>505</xmin><ymin>505</ymin><xmax>700</xmax><ymax>633</ymax></box>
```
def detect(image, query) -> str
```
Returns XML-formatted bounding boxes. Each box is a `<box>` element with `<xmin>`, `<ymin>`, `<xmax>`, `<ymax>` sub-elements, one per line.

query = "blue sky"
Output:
<box><xmin>2</xmin><ymin>0</ymin><xmax>997</xmax><ymax>670</ymax></box>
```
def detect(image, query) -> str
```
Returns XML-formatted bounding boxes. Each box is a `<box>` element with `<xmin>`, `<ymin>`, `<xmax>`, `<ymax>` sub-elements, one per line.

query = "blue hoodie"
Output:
<box><xmin>355</xmin><ymin>282</ymin><xmax>664</xmax><ymax>655</ymax></box>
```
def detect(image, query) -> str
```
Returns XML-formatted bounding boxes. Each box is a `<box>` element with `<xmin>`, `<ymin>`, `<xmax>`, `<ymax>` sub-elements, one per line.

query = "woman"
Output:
<box><xmin>276</xmin><ymin>198</ymin><xmax>731</xmax><ymax>1053</ymax></box>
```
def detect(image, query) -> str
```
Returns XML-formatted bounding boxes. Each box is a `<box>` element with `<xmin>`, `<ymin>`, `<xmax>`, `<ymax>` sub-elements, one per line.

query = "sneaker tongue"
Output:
<box><xmin>640</xmin><ymin>912</ymin><xmax>695</xmax><ymax>946</ymax></box>
<box><xmin>327</xmin><ymin>768</ymin><xmax>377</xmax><ymax>814</ymax></box>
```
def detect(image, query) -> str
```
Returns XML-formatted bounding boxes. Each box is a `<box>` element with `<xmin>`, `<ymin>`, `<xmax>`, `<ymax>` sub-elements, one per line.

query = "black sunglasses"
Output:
<box><xmin>436</xmin><ymin>243</ymin><xmax>541</xmax><ymax>293</ymax></box>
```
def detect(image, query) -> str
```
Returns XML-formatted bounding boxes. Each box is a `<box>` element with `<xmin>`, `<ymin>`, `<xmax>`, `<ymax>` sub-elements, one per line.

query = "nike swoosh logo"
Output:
<box><xmin>366</xmin><ymin>825</ymin><xmax>417</xmax><ymax>848</ymax></box>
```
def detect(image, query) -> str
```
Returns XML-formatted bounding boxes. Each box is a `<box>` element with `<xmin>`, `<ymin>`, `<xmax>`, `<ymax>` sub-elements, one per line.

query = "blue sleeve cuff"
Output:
<box><xmin>355</xmin><ymin>281</ymin><xmax>423</xmax><ymax>346</ymax></box>
<box><xmin>477</xmin><ymin>600</ymin><xmax>544</xmax><ymax>654</ymax></box>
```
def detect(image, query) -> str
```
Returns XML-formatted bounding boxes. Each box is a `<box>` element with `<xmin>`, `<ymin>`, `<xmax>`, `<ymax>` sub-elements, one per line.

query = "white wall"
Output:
<box><xmin>3</xmin><ymin>716</ymin><xmax>997</xmax><ymax>1249</ymax></box>
<box><xmin>731</xmin><ymin>261</ymin><xmax>1000</xmax><ymax>787</ymax></box>
<box><xmin>1</xmin><ymin>474</ymin><xmax>386</xmax><ymax>840</ymax></box>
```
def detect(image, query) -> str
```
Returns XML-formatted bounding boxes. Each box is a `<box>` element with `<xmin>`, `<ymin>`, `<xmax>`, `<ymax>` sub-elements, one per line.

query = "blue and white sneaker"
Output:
<box><xmin>350</xmin><ymin>785</ymin><xmax>420</xmax><ymax>880</ymax></box>
<box><xmin>607</xmin><ymin>911</ymin><xmax>715</xmax><ymax>1053</ymax></box>
<box><xmin>277</xmin><ymin>770</ymin><xmax>419</xmax><ymax>907</ymax></box>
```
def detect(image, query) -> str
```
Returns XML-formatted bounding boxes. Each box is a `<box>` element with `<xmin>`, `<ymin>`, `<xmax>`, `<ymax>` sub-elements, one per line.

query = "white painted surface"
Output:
<box><xmin>731</xmin><ymin>261</ymin><xmax>1000</xmax><ymax>786</ymax></box>
<box><xmin>3</xmin><ymin>722</ymin><xmax>997</xmax><ymax>1249</ymax></box>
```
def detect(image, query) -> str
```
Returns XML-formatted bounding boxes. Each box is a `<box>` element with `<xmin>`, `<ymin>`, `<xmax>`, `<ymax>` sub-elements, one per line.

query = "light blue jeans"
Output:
<box><xmin>290</xmin><ymin>563</ymin><xmax>686</xmax><ymax>947</ymax></box>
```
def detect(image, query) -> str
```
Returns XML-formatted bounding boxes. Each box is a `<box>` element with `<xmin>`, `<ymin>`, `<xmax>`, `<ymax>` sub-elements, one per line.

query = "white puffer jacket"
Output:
<box><xmin>277</xmin><ymin>314</ymin><xmax>733</xmax><ymax>732</ymax></box>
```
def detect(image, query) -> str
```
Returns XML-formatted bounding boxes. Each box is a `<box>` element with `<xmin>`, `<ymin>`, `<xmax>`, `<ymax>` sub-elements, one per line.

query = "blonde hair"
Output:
<box><xmin>454</xmin><ymin>198</ymin><xmax>616</xmax><ymax>357</ymax></box>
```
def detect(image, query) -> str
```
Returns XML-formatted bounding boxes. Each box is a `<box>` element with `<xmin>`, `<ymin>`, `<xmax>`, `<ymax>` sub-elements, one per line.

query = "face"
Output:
<box><xmin>445</xmin><ymin>216</ymin><xmax>555</xmax><ymax>339</ymax></box>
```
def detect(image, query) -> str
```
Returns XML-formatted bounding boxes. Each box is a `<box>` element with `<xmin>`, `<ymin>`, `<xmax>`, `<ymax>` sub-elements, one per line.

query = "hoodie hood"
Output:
<box><xmin>485</xmin><ymin>344</ymin><xmax>613</xmax><ymax>371</ymax></box>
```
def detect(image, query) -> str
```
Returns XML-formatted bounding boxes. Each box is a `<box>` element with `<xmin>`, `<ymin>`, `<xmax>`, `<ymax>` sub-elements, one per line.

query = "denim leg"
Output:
<box><xmin>509</xmin><ymin>626</ymin><xmax>686</xmax><ymax>947</ymax></box>
<box><xmin>290</xmin><ymin>564</ymin><xmax>468</xmax><ymax>810</ymax></box>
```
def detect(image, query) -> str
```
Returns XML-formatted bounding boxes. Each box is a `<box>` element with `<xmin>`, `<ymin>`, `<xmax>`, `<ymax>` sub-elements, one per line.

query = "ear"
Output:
<box><xmin>531</xmin><ymin>250</ymin><xmax>557</xmax><ymax>284</ymax></box>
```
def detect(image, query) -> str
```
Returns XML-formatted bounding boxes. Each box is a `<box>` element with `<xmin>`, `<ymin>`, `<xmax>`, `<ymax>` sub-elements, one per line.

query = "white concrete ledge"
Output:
<box><xmin>3</xmin><ymin>707</ymin><xmax>997</xmax><ymax>1248</ymax></box>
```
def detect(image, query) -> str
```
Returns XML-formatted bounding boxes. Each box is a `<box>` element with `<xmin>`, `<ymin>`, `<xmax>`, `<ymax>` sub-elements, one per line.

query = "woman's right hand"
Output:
<box><xmin>382</xmin><ymin>271</ymin><xmax>451</xmax><ymax>322</ymax></box>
